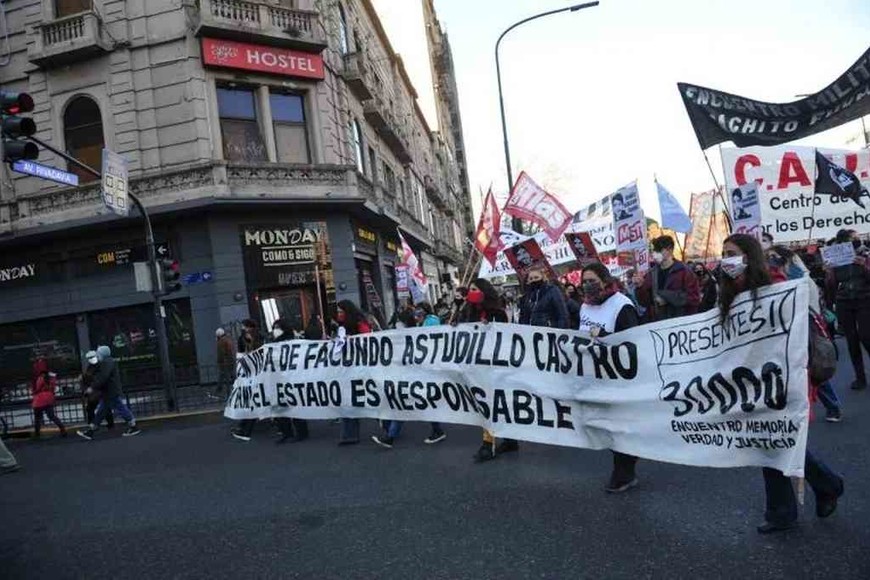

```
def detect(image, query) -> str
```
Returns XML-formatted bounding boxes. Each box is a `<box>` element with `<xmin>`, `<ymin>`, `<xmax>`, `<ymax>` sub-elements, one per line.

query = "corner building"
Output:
<box><xmin>0</xmin><ymin>0</ymin><xmax>473</xmax><ymax>390</ymax></box>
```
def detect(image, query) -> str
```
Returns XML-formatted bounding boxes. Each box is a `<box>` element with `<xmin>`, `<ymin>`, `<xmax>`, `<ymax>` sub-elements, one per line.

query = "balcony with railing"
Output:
<box><xmin>341</xmin><ymin>52</ymin><xmax>375</xmax><ymax>101</ymax></box>
<box><xmin>363</xmin><ymin>97</ymin><xmax>412</xmax><ymax>164</ymax></box>
<box><xmin>196</xmin><ymin>0</ymin><xmax>326</xmax><ymax>52</ymax></box>
<box><xmin>424</xmin><ymin>175</ymin><xmax>447</xmax><ymax>211</ymax></box>
<box><xmin>28</xmin><ymin>10</ymin><xmax>113</xmax><ymax>68</ymax></box>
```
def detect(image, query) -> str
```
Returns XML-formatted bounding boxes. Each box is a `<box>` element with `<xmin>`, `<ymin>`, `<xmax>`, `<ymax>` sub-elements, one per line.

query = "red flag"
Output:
<box><xmin>503</xmin><ymin>172</ymin><xmax>572</xmax><ymax>242</ymax></box>
<box><xmin>473</xmin><ymin>189</ymin><xmax>502</xmax><ymax>265</ymax></box>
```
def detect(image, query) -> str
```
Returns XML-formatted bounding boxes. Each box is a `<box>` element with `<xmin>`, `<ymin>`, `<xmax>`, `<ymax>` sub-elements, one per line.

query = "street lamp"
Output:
<box><xmin>495</xmin><ymin>2</ymin><xmax>600</xmax><ymax>232</ymax></box>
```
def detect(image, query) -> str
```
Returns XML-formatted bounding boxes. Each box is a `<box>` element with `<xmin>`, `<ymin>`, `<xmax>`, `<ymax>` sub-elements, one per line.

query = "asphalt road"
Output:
<box><xmin>2</xmin><ymin>353</ymin><xmax>869</xmax><ymax>579</ymax></box>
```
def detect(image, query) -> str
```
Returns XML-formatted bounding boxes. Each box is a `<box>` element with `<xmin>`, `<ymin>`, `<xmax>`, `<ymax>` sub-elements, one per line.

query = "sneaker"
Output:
<box><xmin>424</xmin><ymin>431</ymin><xmax>447</xmax><ymax>445</ymax></box>
<box><xmin>605</xmin><ymin>474</ymin><xmax>638</xmax><ymax>494</ymax></box>
<box><xmin>825</xmin><ymin>409</ymin><xmax>843</xmax><ymax>423</ymax></box>
<box><xmin>0</xmin><ymin>464</ymin><xmax>21</xmax><ymax>475</ymax></box>
<box><xmin>76</xmin><ymin>428</ymin><xmax>94</xmax><ymax>441</ymax></box>
<box><xmin>495</xmin><ymin>439</ymin><xmax>519</xmax><ymax>454</ymax></box>
<box><xmin>371</xmin><ymin>435</ymin><xmax>394</xmax><ymax>449</ymax></box>
<box><xmin>122</xmin><ymin>426</ymin><xmax>142</xmax><ymax>437</ymax></box>
<box><xmin>231</xmin><ymin>429</ymin><xmax>251</xmax><ymax>442</ymax></box>
<box><xmin>473</xmin><ymin>443</ymin><xmax>496</xmax><ymax>463</ymax></box>
<box><xmin>850</xmin><ymin>380</ymin><xmax>867</xmax><ymax>391</ymax></box>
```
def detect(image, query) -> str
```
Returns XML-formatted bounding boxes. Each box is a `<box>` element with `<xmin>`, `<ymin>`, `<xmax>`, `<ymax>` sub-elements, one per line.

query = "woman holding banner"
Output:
<box><xmin>458</xmin><ymin>279</ymin><xmax>510</xmax><ymax>463</ymax></box>
<box><xmin>337</xmin><ymin>300</ymin><xmax>373</xmax><ymax>446</ymax></box>
<box><xmin>719</xmin><ymin>233</ymin><xmax>844</xmax><ymax>534</ymax></box>
<box><xmin>577</xmin><ymin>262</ymin><xmax>641</xmax><ymax>493</ymax></box>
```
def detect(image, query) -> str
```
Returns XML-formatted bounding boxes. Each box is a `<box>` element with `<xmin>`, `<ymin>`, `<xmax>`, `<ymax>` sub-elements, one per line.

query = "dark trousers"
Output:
<box><xmin>86</xmin><ymin>398</ymin><xmax>114</xmax><ymax>428</ymax></box>
<box><xmin>835</xmin><ymin>301</ymin><xmax>870</xmax><ymax>383</ymax></box>
<box><xmin>238</xmin><ymin>419</ymin><xmax>257</xmax><ymax>437</ymax></box>
<box><xmin>612</xmin><ymin>451</ymin><xmax>638</xmax><ymax>482</ymax></box>
<box><xmin>33</xmin><ymin>406</ymin><xmax>65</xmax><ymax>435</ymax></box>
<box><xmin>340</xmin><ymin>418</ymin><xmax>360</xmax><ymax>442</ymax></box>
<box><xmin>238</xmin><ymin>418</ymin><xmax>307</xmax><ymax>439</ymax></box>
<box><xmin>762</xmin><ymin>451</ymin><xmax>842</xmax><ymax>524</ymax></box>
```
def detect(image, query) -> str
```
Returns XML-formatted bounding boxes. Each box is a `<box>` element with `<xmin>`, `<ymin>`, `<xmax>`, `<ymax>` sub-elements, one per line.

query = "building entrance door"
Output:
<box><xmin>257</xmin><ymin>287</ymin><xmax>317</xmax><ymax>335</ymax></box>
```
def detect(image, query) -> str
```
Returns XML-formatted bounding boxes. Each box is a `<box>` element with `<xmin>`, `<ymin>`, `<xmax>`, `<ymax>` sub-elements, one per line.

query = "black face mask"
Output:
<box><xmin>454</xmin><ymin>298</ymin><xmax>464</xmax><ymax>306</ymax></box>
<box><xmin>527</xmin><ymin>279</ymin><xmax>543</xmax><ymax>289</ymax></box>
<box><xmin>853</xmin><ymin>240</ymin><xmax>863</xmax><ymax>249</ymax></box>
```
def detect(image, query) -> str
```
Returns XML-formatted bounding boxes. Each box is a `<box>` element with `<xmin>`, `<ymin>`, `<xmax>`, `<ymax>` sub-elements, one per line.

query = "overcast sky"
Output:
<box><xmin>433</xmin><ymin>0</ymin><xmax>870</xmax><ymax>220</ymax></box>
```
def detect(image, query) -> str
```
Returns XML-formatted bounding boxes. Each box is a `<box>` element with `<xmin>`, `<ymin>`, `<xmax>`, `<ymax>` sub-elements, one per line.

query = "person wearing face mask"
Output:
<box><xmin>76</xmin><ymin>346</ymin><xmax>140</xmax><ymax>440</ymax></box>
<box><xmin>336</xmin><ymin>300</ymin><xmax>373</xmax><ymax>445</ymax></box>
<box><xmin>564</xmin><ymin>283</ymin><xmax>581</xmax><ymax>329</ymax></box>
<box><xmin>635</xmin><ymin>235</ymin><xmax>700</xmax><ymax>322</ymax></box>
<box><xmin>81</xmin><ymin>350</ymin><xmax>114</xmax><ymax>430</ymax></box>
<box><xmin>825</xmin><ymin>229</ymin><xmax>870</xmax><ymax>391</ymax></box>
<box><xmin>761</xmin><ymin>231</ymin><xmax>774</xmax><ymax>252</ymax></box>
<box><xmin>269</xmin><ymin>319</ymin><xmax>309</xmax><ymax>445</ymax></box>
<box><xmin>457</xmin><ymin>279</ymin><xmax>511</xmax><ymax>463</ymax></box>
<box><xmin>447</xmin><ymin>287</ymin><xmax>468</xmax><ymax>324</ymax></box>
<box><xmin>578</xmin><ymin>262</ymin><xmax>642</xmax><ymax>492</ymax></box>
<box><xmin>518</xmin><ymin>265</ymin><xmax>570</xmax><ymax>329</ymax></box>
<box><xmin>237</xmin><ymin>319</ymin><xmax>262</xmax><ymax>354</ymax></box>
<box><xmin>694</xmin><ymin>264</ymin><xmax>719</xmax><ymax>313</ymax></box>
<box><xmin>719</xmin><ymin>234</ymin><xmax>844</xmax><ymax>534</ymax></box>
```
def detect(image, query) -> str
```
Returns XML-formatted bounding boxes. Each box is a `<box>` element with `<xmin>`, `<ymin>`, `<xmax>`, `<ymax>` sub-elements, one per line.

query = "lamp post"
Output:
<box><xmin>495</xmin><ymin>2</ymin><xmax>600</xmax><ymax>232</ymax></box>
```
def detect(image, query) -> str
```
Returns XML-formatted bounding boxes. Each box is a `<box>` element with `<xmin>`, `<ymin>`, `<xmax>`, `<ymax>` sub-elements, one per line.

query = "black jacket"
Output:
<box><xmin>91</xmin><ymin>356</ymin><xmax>123</xmax><ymax>399</ymax></box>
<box><xmin>519</xmin><ymin>282</ymin><xmax>570</xmax><ymax>329</ymax></box>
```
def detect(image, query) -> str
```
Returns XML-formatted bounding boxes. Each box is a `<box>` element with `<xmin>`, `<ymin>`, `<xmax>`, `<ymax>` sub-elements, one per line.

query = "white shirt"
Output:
<box><xmin>579</xmin><ymin>292</ymin><xmax>635</xmax><ymax>336</ymax></box>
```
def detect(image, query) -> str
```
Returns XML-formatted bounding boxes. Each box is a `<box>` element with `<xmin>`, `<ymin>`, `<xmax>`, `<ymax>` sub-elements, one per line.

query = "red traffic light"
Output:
<box><xmin>0</xmin><ymin>92</ymin><xmax>34</xmax><ymax>116</ymax></box>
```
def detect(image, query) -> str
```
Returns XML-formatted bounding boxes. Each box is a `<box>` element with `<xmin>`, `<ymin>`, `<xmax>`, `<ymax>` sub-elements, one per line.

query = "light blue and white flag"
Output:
<box><xmin>656</xmin><ymin>181</ymin><xmax>692</xmax><ymax>233</ymax></box>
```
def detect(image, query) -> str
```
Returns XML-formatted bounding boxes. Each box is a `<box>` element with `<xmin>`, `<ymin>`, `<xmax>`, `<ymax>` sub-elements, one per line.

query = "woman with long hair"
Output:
<box><xmin>578</xmin><ymin>262</ymin><xmax>641</xmax><ymax>492</ymax></box>
<box><xmin>719</xmin><ymin>234</ymin><xmax>844</xmax><ymax>534</ymax></box>
<box><xmin>337</xmin><ymin>300</ymin><xmax>372</xmax><ymax>445</ymax></box>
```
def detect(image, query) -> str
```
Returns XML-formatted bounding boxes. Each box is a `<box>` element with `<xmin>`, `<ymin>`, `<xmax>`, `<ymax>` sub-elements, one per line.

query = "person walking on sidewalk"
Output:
<box><xmin>31</xmin><ymin>358</ymin><xmax>67</xmax><ymax>439</ymax></box>
<box><xmin>215</xmin><ymin>328</ymin><xmax>235</xmax><ymax>400</ymax></box>
<box><xmin>81</xmin><ymin>350</ymin><xmax>114</xmax><ymax>430</ymax></box>
<box><xmin>372</xmin><ymin>302</ymin><xmax>447</xmax><ymax>449</ymax></box>
<box><xmin>76</xmin><ymin>346</ymin><xmax>141</xmax><ymax>440</ymax></box>
<box><xmin>0</xmin><ymin>437</ymin><xmax>20</xmax><ymax>475</ymax></box>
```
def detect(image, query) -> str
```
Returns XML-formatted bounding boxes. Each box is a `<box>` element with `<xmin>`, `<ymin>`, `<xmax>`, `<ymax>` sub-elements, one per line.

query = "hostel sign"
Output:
<box><xmin>202</xmin><ymin>38</ymin><xmax>325</xmax><ymax>80</ymax></box>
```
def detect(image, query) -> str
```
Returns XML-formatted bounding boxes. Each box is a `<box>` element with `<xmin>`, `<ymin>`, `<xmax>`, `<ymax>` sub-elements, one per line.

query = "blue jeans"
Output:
<box><xmin>93</xmin><ymin>396</ymin><xmax>135</xmax><ymax>428</ymax></box>
<box><xmin>762</xmin><ymin>450</ymin><xmax>842</xmax><ymax>524</ymax></box>
<box><xmin>387</xmin><ymin>421</ymin><xmax>443</xmax><ymax>438</ymax></box>
<box><xmin>816</xmin><ymin>381</ymin><xmax>841</xmax><ymax>413</ymax></box>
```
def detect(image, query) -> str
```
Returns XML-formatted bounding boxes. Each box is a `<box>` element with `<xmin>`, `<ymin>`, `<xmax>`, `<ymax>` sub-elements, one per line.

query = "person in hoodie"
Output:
<box><xmin>634</xmin><ymin>235</ymin><xmax>700</xmax><ymax>322</ymax></box>
<box><xmin>81</xmin><ymin>350</ymin><xmax>114</xmax><ymax>430</ymax></box>
<box><xmin>372</xmin><ymin>302</ymin><xmax>447</xmax><ymax>449</ymax></box>
<box><xmin>76</xmin><ymin>346</ymin><xmax>141</xmax><ymax>440</ymax></box>
<box><xmin>518</xmin><ymin>264</ymin><xmax>570</xmax><ymax>329</ymax></box>
<box><xmin>31</xmin><ymin>358</ymin><xmax>67</xmax><ymax>438</ymax></box>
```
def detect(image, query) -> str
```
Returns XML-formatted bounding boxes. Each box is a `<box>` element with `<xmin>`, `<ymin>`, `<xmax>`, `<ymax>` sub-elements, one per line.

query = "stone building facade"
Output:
<box><xmin>0</xmin><ymin>0</ymin><xmax>472</xmax><ymax>388</ymax></box>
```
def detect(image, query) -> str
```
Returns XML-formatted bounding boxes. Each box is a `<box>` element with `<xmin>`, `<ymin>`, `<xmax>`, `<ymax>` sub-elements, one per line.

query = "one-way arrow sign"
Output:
<box><xmin>156</xmin><ymin>243</ymin><xmax>169</xmax><ymax>257</ymax></box>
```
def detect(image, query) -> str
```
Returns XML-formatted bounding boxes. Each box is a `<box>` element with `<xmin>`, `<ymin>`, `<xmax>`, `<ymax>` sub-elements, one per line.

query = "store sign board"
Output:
<box><xmin>240</xmin><ymin>223</ymin><xmax>331</xmax><ymax>288</ymax></box>
<box><xmin>202</xmin><ymin>38</ymin><xmax>325</xmax><ymax>80</ymax></box>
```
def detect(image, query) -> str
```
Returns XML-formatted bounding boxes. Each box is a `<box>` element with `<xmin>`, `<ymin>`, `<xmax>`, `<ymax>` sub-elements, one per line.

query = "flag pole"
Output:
<box><xmin>703</xmin><ymin>147</ymin><xmax>734</xmax><ymax>232</ymax></box>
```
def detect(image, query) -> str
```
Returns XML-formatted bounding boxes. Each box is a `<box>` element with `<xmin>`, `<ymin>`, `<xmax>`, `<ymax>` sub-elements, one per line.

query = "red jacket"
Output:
<box><xmin>31</xmin><ymin>359</ymin><xmax>57</xmax><ymax>409</ymax></box>
<box><xmin>636</xmin><ymin>260</ymin><xmax>700</xmax><ymax>321</ymax></box>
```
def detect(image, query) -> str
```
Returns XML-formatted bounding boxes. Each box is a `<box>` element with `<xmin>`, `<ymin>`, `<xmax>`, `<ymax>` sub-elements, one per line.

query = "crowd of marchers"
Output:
<box><xmin>5</xmin><ymin>229</ymin><xmax>865</xmax><ymax>535</ymax></box>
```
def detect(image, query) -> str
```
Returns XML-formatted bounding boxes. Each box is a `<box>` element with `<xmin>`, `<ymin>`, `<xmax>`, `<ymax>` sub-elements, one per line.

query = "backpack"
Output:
<box><xmin>809</xmin><ymin>313</ymin><xmax>837</xmax><ymax>384</ymax></box>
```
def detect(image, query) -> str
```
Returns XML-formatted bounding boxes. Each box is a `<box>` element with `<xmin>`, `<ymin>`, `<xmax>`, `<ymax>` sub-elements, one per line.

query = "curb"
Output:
<box><xmin>3</xmin><ymin>407</ymin><xmax>224</xmax><ymax>440</ymax></box>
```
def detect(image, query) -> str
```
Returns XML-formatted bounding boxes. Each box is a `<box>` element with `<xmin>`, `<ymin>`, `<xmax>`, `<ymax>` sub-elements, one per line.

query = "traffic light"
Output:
<box><xmin>1</xmin><ymin>91</ymin><xmax>38</xmax><ymax>163</ymax></box>
<box><xmin>160</xmin><ymin>259</ymin><xmax>182</xmax><ymax>295</ymax></box>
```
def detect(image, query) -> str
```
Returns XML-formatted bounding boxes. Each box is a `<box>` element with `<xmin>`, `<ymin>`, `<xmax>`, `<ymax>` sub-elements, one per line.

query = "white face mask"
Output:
<box><xmin>88</xmin><ymin>357</ymin><xmax>99</xmax><ymax>365</ymax></box>
<box><xmin>272</xmin><ymin>328</ymin><xmax>284</xmax><ymax>339</ymax></box>
<box><xmin>652</xmin><ymin>252</ymin><xmax>664</xmax><ymax>263</ymax></box>
<box><xmin>761</xmin><ymin>240</ymin><xmax>772</xmax><ymax>251</ymax></box>
<box><xmin>721</xmin><ymin>256</ymin><xmax>747</xmax><ymax>279</ymax></box>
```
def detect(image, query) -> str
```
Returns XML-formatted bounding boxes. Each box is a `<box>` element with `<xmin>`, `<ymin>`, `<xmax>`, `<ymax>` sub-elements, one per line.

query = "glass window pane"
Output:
<box><xmin>55</xmin><ymin>0</ymin><xmax>92</xmax><ymax>18</ymax></box>
<box><xmin>64</xmin><ymin>96</ymin><xmax>104</xmax><ymax>183</ymax></box>
<box><xmin>220</xmin><ymin>119</ymin><xmax>267</xmax><ymax>162</ymax></box>
<box><xmin>270</xmin><ymin>93</ymin><xmax>305</xmax><ymax>123</ymax></box>
<box><xmin>275</xmin><ymin>124</ymin><xmax>310</xmax><ymax>163</ymax></box>
<box><xmin>217</xmin><ymin>88</ymin><xmax>257</xmax><ymax>120</ymax></box>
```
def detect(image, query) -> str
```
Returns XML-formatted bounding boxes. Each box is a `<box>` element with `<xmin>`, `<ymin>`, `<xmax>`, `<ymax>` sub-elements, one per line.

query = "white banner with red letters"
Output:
<box><xmin>226</xmin><ymin>279</ymin><xmax>810</xmax><ymax>476</ymax></box>
<box><xmin>721</xmin><ymin>146</ymin><xmax>870</xmax><ymax>243</ymax></box>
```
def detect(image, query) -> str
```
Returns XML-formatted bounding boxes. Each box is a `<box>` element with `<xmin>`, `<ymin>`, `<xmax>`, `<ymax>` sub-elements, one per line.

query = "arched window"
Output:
<box><xmin>338</xmin><ymin>3</ymin><xmax>350</xmax><ymax>55</ymax></box>
<box><xmin>63</xmin><ymin>96</ymin><xmax>104</xmax><ymax>183</ymax></box>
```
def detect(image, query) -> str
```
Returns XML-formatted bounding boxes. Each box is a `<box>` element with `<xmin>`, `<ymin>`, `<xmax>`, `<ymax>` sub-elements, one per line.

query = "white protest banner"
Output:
<box><xmin>820</xmin><ymin>242</ymin><xmax>856</xmax><ymax>268</ymax></box>
<box><xmin>225</xmin><ymin>279</ymin><xmax>810</xmax><ymax>476</ymax></box>
<box><xmin>478</xmin><ymin>229</ymin><xmax>574</xmax><ymax>278</ymax></box>
<box><xmin>730</xmin><ymin>182</ymin><xmax>762</xmax><ymax>238</ymax></box>
<box><xmin>721</xmin><ymin>145</ymin><xmax>870</xmax><ymax>242</ymax></box>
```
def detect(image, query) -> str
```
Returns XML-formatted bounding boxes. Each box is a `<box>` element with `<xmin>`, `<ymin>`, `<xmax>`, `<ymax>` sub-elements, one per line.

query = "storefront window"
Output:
<box><xmin>0</xmin><ymin>316</ymin><xmax>80</xmax><ymax>399</ymax></box>
<box><xmin>87</xmin><ymin>300</ymin><xmax>197</xmax><ymax>370</ymax></box>
<box><xmin>217</xmin><ymin>86</ymin><xmax>267</xmax><ymax>162</ymax></box>
<box><xmin>271</xmin><ymin>92</ymin><xmax>310</xmax><ymax>164</ymax></box>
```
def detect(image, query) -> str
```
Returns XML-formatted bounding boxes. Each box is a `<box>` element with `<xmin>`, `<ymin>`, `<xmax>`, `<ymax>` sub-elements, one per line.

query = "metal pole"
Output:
<box><xmin>495</xmin><ymin>2</ymin><xmax>600</xmax><ymax>234</ymax></box>
<box><xmin>27</xmin><ymin>135</ymin><xmax>176</xmax><ymax>410</ymax></box>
